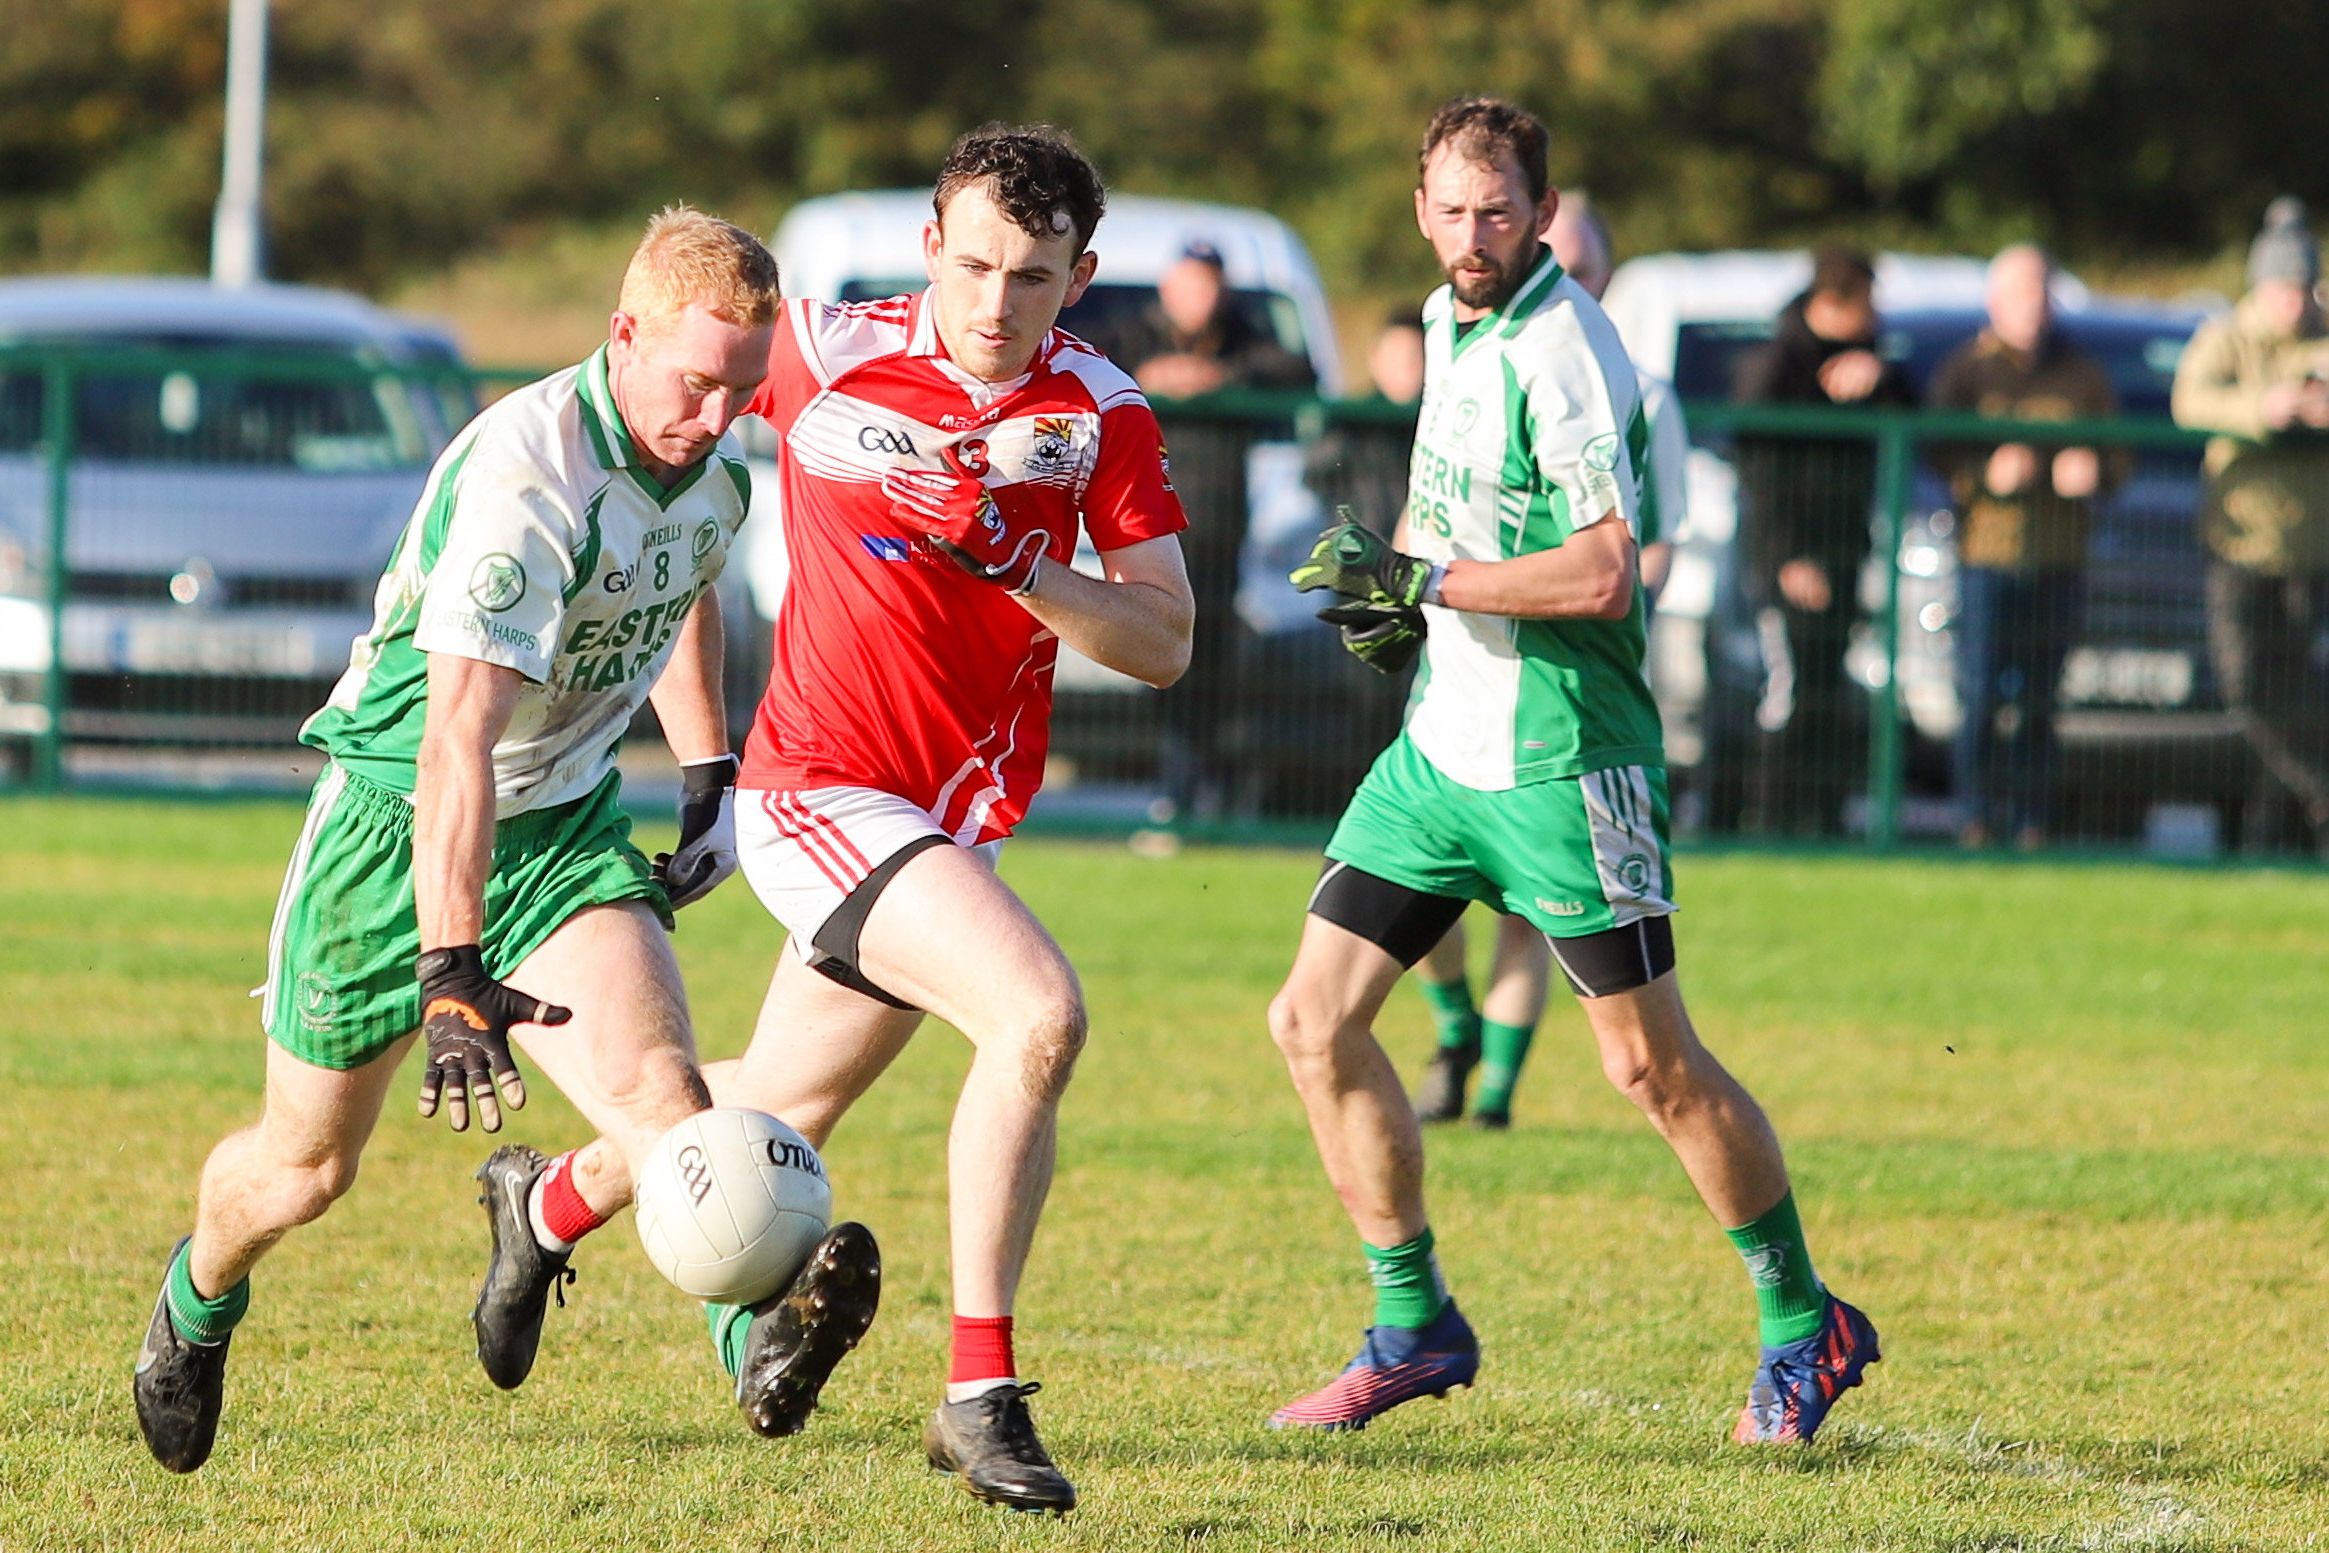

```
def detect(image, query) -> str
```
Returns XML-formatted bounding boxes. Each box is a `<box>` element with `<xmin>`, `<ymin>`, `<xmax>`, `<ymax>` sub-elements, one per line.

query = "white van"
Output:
<box><xmin>737</xmin><ymin>190</ymin><xmax>1344</xmax><ymax>667</ymax></box>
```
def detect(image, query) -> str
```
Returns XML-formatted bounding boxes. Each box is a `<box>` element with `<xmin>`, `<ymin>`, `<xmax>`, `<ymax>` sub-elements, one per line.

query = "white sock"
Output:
<box><xmin>945</xmin><ymin>1376</ymin><xmax>1019</xmax><ymax>1404</ymax></box>
<box><xmin>526</xmin><ymin>1172</ymin><xmax>576</xmax><ymax>1255</ymax></box>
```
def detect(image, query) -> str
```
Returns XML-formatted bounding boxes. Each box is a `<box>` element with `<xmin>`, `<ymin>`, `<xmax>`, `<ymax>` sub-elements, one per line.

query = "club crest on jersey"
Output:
<box><xmin>469</xmin><ymin>553</ymin><xmax>526</xmax><ymax>613</ymax></box>
<box><xmin>693</xmin><ymin>520</ymin><xmax>720</xmax><ymax>561</ymax></box>
<box><xmin>1026</xmin><ymin>416</ymin><xmax>1077</xmax><ymax>473</ymax></box>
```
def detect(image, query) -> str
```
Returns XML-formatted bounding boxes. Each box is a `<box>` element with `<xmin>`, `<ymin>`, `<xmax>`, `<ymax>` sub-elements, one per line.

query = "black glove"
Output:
<box><xmin>1317</xmin><ymin>599</ymin><xmax>1427</xmax><ymax>676</ymax></box>
<box><xmin>415</xmin><ymin>945</ymin><xmax>570</xmax><ymax>1134</ymax></box>
<box><xmin>1288</xmin><ymin>516</ymin><xmax>1433</xmax><ymax>609</ymax></box>
<box><xmin>654</xmin><ymin>754</ymin><xmax>739</xmax><ymax>909</ymax></box>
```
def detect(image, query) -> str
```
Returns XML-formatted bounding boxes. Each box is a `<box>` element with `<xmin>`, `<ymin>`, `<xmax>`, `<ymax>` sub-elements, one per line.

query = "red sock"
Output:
<box><xmin>536</xmin><ymin>1151</ymin><xmax>607</xmax><ymax>1245</ymax></box>
<box><xmin>949</xmin><ymin>1314</ymin><xmax>1016</xmax><ymax>1385</ymax></box>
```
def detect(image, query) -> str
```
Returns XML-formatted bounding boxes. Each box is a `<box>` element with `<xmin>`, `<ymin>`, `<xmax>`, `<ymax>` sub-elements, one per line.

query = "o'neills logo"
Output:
<box><xmin>761</xmin><ymin>1138</ymin><xmax>827</xmax><ymax>1181</ymax></box>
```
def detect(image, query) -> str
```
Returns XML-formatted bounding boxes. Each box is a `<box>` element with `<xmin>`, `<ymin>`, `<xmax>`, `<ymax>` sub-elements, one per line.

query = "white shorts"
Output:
<box><xmin>737</xmin><ymin>786</ymin><xmax>1003</xmax><ymax>1000</ymax></box>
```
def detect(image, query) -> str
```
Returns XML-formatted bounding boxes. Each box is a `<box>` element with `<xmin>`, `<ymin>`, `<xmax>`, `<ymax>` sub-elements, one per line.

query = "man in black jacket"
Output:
<box><xmin>1732</xmin><ymin>246</ymin><xmax>1915</xmax><ymax>835</ymax></box>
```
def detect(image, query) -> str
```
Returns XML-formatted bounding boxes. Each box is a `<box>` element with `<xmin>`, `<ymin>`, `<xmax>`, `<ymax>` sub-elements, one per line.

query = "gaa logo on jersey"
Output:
<box><xmin>693</xmin><ymin>520</ymin><xmax>719</xmax><ymax>562</ymax></box>
<box><xmin>469</xmin><ymin>553</ymin><xmax>527</xmax><ymax>613</ymax></box>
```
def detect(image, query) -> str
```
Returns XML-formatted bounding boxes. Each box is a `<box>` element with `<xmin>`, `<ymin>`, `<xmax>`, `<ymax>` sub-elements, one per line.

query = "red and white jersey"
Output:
<box><xmin>740</xmin><ymin>289</ymin><xmax>1187</xmax><ymax>842</ymax></box>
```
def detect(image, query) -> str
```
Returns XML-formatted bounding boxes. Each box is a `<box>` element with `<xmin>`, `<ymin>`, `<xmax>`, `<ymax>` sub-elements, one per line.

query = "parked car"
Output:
<box><xmin>0</xmin><ymin>276</ymin><xmax>474</xmax><ymax>764</ymax></box>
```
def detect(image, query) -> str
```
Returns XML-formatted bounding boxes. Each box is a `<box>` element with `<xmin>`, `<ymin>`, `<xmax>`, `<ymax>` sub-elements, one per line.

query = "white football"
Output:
<box><xmin>633</xmin><ymin>1107</ymin><xmax>832</xmax><ymax>1305</ymax></box>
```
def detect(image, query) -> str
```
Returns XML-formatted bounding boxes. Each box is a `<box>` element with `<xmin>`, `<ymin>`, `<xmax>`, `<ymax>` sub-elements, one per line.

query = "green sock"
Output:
<box><xmin>706</xmin><ymin>1300</ymin><xmax>750</xmax><ymax>1379</ymax></box>
<box><xmin>1419</xmin><ymin>978</ymin><xmax>1481</xmax><ymax>1051</ymax></box>
<box><xmin>1723</xmin><ymin>1190</ymin><xmax>1827</xmax><ymax>1345</ymax></box>
<box><xmin>164</xmin><ymin>1242</ymin><xmax>249</xmax><ymax>1346</ymax></box>
<box><xmin>1471</xmin><ymin>1018</ymin><xmax>1535</xmax><ymax>1114</ymax></box>
<box><xmin>1361</xmin><ymin>1228</ymin><xmax>1448</xmax><ymax>1330</ymax></box>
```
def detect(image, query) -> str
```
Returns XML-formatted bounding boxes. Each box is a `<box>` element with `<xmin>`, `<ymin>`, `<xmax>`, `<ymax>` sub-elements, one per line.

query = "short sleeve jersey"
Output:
<box><xmin>740</xmin><ymin>290</ymin><xmax>1186</xmax><ymax>843</ymax></box>
<box><xmin>1400</xmin><ymin>248</ymin><xmax>1664</xmax><ymax>789</ymax></box>
<box><xmin>302</xmin><ymin>346</ymin><xmax>750</xmax><ymax>815</ymax></box>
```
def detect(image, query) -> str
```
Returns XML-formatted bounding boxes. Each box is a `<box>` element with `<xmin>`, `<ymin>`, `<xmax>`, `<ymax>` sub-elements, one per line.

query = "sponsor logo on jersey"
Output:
<box><xmin>693</xmin><ymin>520</ymin><xmax>719</xmax><ymax>561</ymax></box>
<box><xmin>860</xmin><ymin>534</ymin><xmax>912</xmax><ymax>563</ymax></box>
<box><xmin>469</xmin><ymin>553</ymin><xmax>526</xmax><ymax>613</ymax></box>
<box><xmin>858</xmin><ymin>425</ymin><xmax>917</xmax><ymax>457</ymax></box>
<box><xmin>1535</xmin><ymin>897</ymin><xmax>1587</xmax><ymax>917</ymax></box>
<box><xmin>1585</xmin><ymin>433</ymin><xmax>1620</xmax><ymax>473</ymax></box>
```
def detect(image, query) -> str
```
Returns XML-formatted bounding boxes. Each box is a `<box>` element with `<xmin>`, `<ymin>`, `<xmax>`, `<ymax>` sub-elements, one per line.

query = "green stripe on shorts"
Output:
<box><xmin>1324</xmin><ymin>732</ymin><xmax>1675</xmax><ymax>938</ymax></box>
<box><xmin>261</xmin><ymin>763</ymin><xmax>671</xmax><ymax>1069</ymax></box>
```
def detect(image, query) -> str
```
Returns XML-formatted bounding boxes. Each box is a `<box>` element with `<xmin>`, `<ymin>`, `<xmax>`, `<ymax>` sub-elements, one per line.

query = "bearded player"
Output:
<box><xmin>472</xmin><ymin>124</ymin><xmax>1192</xmax><ymax>1515</ymax></box>
<box><xmin>1266</xmin><ymin>98</ymin><xmax>1879</xmax><ymax>1443</ymax></box>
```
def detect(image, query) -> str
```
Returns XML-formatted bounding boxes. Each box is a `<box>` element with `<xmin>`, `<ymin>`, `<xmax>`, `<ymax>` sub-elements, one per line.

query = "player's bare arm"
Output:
<box><xmin>411</xmin><ymin>651</ymin><xmax>571</xmax><ymax>1131</ymax></box>
<box><xmin>413</xmin><ymin>652</ymin><xmax>525</xmax><ymax>948</ymax></box>
<box><xmin>647</xmin><ymin>592</ymin><xmax>729</xmax><ymax>760</ymax></box>
<box><xmin>1016</xmin><ymin>534</ymin><xmax>1194</xmax><ymax>688</ymax></box>
<box><xmin>646</xmin><ymin>596</ymin><xmax>742</xmax><ymax>908</ymax></box>
<box><xmin>1435</xmin><ymin>511</ymin><xmax>1635</xmax><ymax>620</ymax></box>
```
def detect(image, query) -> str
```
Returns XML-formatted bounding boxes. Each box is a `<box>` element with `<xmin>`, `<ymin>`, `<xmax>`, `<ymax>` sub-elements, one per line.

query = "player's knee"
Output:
<box><xmin>274</xmin><ymin>1150</ymin><xmax>361</xmax><ymax>1227</ymax></box>
<box><xmin>1011</xmin><ymin>995</ymin><xmax>1087</xmax><ymax>1100</ymax></box>
<box><xmin>1267</xmin><ymin>984</ymin><xmax>1345</xmax><ymax>1073</ymax></box>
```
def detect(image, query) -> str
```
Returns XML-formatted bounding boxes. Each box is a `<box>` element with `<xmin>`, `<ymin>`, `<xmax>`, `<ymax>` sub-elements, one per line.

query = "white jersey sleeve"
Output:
<box><xmin>412</xmin><ymin>431</ymin><xmax>582</xmax><ymax>684</ymax></box>
<box><xmin>1523</xmin><ymin>283</ymin><xmax>1646</xmax><ymax>540</ymax></box>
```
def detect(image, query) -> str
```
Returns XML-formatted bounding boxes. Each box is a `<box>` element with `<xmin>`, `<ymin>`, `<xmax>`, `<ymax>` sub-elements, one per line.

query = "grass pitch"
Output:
<box><xmin>2</xmin><ymin>797</ymin><xmax>2323</xmax><ymax>1551</ymax></box>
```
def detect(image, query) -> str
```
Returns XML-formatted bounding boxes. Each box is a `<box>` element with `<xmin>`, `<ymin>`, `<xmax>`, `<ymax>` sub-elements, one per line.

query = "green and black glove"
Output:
<box><xmin>1316</xmin><ymin>599</ymin><xmax>1427</xmax><ymax>676</ymax></box>
<box><xmin>1288</xmin><ymin>517</ymin><xmax>1432</xmax><ymax>610</ymax></box>
<box><xmin>415</xmin><ymin>945</ymin><xmax>570</xmax><ymax>1134</ymax></box>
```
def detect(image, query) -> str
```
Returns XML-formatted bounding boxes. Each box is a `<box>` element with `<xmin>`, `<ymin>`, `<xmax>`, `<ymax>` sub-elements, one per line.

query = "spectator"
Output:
<box><xmin>2171</xmin><ymin>197</ymin><xmax>2329</xmax><ymax>855</ymax></box>
<box><xmin>1367</xmin><ymin>307</ymin><xmax>1426</xmax><ymax>405</ymax></box>
<box><xmin>1732</xmin><ymin>245</ymin><xmax>1915</xmax><ymax>836</ymax></box>
<box><xmin>1126</xmin><ymin>244</ymin><xmax>1315</xmax><ymax>822</ymax></box>
<box><xmin>1117</xmin><ymin>240</ymin><xmax>1317</xmax><ymax>397</ymax></box>
<box><xmin>1927</xmin><ymin>244</ymin><xmax>2121</xmax><ymax>849</ymax></box>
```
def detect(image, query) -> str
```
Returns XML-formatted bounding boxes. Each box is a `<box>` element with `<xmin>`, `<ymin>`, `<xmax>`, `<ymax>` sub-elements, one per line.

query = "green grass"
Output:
<box><xmin>4</xmin><ymin>797</ymin><xmax>2325</xmax><ymax>1551</ymax></box>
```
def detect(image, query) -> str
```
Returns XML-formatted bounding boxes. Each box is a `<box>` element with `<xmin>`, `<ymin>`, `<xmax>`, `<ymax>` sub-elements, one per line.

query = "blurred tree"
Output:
<box><xmin>1</xmin><ymin>0</ymin><xmax>2323</xmax><ymax>301</ymax></box>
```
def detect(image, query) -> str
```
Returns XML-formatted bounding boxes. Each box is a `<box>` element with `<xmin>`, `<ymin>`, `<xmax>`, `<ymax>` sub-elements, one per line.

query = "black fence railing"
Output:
<box><xmin>4</xmin><ymin>342</ymin><xmax>2319</xmax><ymax>865</ymax></box>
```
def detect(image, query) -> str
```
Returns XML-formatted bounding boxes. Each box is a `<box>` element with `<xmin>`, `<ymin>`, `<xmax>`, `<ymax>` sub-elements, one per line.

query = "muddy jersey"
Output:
<box><xmin>302</xmin><ymin>346</ymin><xmax>748</xmax><ymax>814</ymax></box>
<box><xmin>740</xmin><ymin>290</ymin><xmax>1186</xmax><ymax>842</ymax></box>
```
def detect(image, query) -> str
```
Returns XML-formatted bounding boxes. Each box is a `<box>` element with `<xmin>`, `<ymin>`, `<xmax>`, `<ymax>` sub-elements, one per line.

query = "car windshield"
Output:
<box><xmin>0</xmin><ymin>334</ymin><xmax>435</xmax><ymax>469</ymax></box>
<box><xmin>834</xmin><ymin>278</ymin><xmax>1310</xmax><ymax>370</ymax></box>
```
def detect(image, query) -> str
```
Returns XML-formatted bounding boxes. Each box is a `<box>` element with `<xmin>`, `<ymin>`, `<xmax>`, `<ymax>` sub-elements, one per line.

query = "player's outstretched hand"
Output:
<box><xmin>654</xmin><ymin>753</ymin><xmax>739</xmax><ymax>909</ymax></box>
<box><xmin>415</xmin><ymin>945</ymin><xmax>570</xmax><ymax>1134</ymax></box>
<box><xmin>1317</xmin><ymin>600</ymin><xmax>1427</xmax><ymax>676</ymax></box>
<box><xmin>882</xmin><ymin>449</ymin><xmax>1050</xmax><ymax>594</ymax></box>
<box><xmin>1289</xmin><ymin>515</ymin><xmax>1431</xmax><ymax>609</ymax></box>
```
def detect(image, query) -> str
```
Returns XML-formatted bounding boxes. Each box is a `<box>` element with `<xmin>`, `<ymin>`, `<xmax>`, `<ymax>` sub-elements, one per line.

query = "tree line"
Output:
<box><xmin>4</xmin><ymin>0</ymin><xmax>2323</xmax><ymax>300</ymax></box>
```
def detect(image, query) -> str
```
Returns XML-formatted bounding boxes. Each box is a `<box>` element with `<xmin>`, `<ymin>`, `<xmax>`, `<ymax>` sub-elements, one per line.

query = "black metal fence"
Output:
<box><xmin>5</xmin><ymin>341</ymin><xmax>2321</xmax><ymax>865</ymax></box>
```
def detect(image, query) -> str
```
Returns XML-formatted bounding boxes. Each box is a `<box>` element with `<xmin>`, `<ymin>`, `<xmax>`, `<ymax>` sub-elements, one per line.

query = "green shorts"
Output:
<box><xmin>1325</xmin><ymin>733</ymin><xmax>1675</xmax><ymax>938</ymax></box>
<box><xmin>260</xmin><ymin>763</ymin><xmax>671</xmax><ymax>1070</ymax></box>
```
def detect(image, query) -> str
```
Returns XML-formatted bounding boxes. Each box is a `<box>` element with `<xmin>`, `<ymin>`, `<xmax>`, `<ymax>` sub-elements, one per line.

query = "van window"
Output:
<box><xmin>0</xmin><ymin>338</ymin><xmax>433</xmax><ymax>469</ymax></box>
<box><xmin>834</xmin><ymin>279</ymin><xmax>1311</xmax><ymax>369</ymax></box>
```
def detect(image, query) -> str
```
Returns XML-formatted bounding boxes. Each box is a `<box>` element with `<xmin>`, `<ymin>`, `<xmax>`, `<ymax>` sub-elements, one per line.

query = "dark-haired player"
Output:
<box><xmin>1265</xmin><ymin>98</ymin><xmax>1878</xmax><ymax>1442</ymax></box>
<box><xmin>489</xmin><ymin>124</ymin><xmax>1192</xmax><ymax>1514</ymax></box>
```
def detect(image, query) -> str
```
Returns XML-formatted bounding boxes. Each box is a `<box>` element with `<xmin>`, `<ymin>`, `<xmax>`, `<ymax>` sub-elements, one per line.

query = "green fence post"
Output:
<box><xmin>1867</xmin><ymin>414</ymin><xmax>1912</xmax><ymax>849</ymax></box>
<box><xmin>36</xmin><ymin>358</ymin><xmax>72</xmax><ymax>792</ymax></box>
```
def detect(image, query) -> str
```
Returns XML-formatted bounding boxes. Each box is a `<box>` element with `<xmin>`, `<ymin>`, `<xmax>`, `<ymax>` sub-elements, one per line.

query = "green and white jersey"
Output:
<box><xmin>1400</xmin><ymin>247</ymin><xmax>1664</xmax><ymax>790</ymax></box>
<box><xmin>302</xmin><ymin>345</ymin><xmax>750</xmax><ymax>816</ymax></box>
